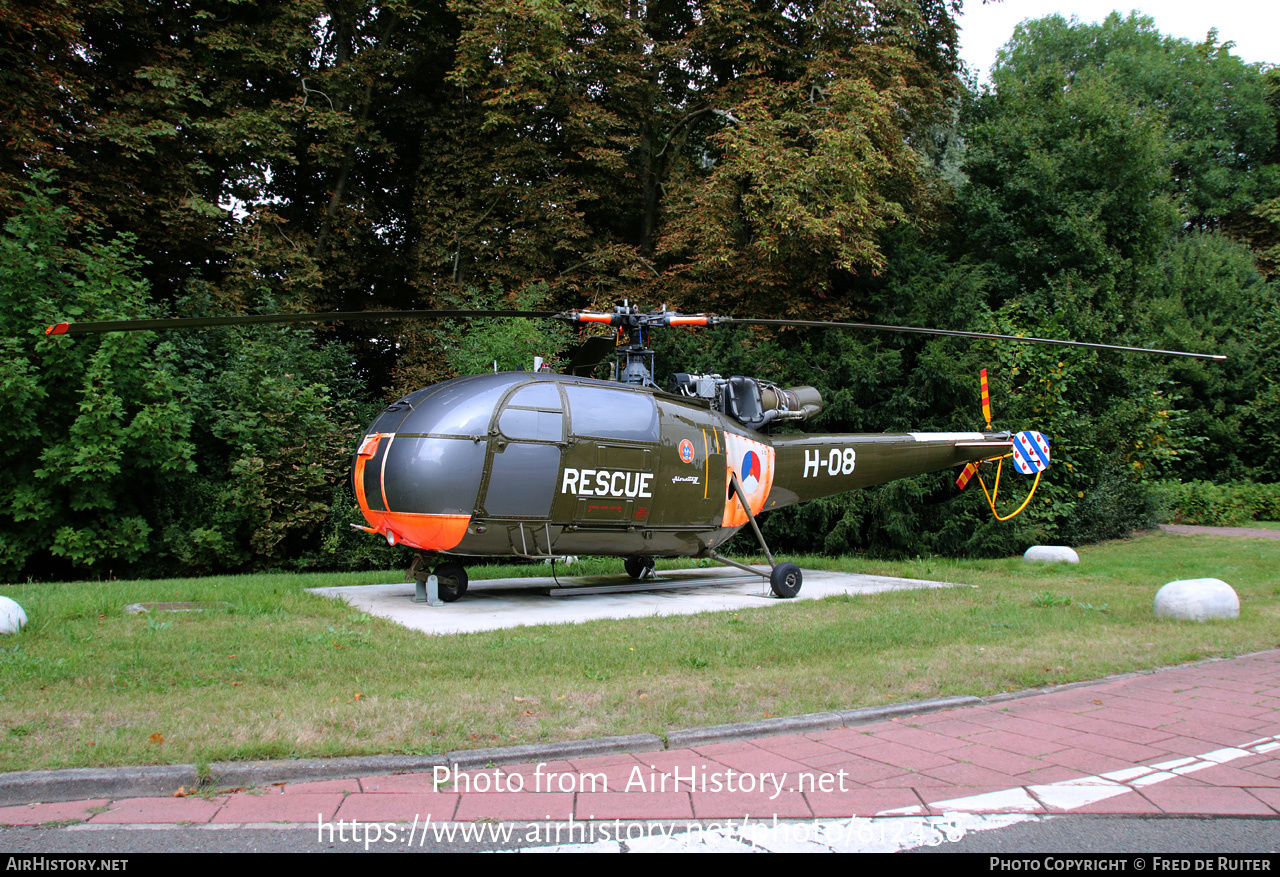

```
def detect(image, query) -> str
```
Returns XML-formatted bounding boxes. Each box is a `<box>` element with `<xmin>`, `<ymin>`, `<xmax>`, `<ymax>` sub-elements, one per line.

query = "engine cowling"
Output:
<box><xmin>670</xmin><ymin>373</ymin><xmax>824</xmax><ymax>429</ymax></box>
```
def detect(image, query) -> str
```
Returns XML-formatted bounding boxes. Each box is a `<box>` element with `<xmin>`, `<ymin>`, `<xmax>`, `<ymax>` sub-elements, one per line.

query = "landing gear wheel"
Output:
<box><xmin>769</xmin><ymin>562</ymin><xmax>802</xmax><ymax>598</ymax></box>
<box><xmin>433</xmin><ymin>561</ymin><xmax>469</xmax><ymax>602</ymax></box>
<box><xmin>623</xmin><ymin>555</ymin><xmax>655</xmax><ymax>580</ymax></box>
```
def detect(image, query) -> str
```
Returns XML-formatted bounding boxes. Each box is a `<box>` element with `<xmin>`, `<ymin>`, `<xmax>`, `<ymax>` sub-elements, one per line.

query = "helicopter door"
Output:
<box><xmin>652</xmin><ymin>403</ymin><xmax>727</xmax><ymax>529</ymax></box>
<box><xmin>557</xmin><ymin>385</ymin><xmax>659</xmax><ymax>528</ymax></box>
<box><xmin>479</xmin><ymin>383</ymin><xmax>565</xmax><ymax>521</ymax></box>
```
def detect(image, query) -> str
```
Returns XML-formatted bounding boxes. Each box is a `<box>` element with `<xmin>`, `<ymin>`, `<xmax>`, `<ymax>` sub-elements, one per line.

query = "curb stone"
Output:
<box><xmin>0</xmin><ymin>696</ymin><xmax>980</xmax><ymax>807</ymax></box>
<box><xmin>445</xmin><ymin>734</ymin><xmax>664</xmax><ymax>770</ymax></box>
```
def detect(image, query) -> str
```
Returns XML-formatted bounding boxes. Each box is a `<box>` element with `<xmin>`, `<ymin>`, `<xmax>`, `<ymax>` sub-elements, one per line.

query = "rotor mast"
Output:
<box><xmin>560</xmin><ymin>302</ymin><xmax>716</xmax><ymax>388</ymax></box>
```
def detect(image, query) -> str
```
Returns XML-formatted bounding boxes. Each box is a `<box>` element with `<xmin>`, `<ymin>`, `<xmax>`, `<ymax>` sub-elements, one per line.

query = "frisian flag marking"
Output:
<box><xmin>1012</xmin><ymin>430</ymin><xmax>1051</xmax><ymax>475</ymax></box>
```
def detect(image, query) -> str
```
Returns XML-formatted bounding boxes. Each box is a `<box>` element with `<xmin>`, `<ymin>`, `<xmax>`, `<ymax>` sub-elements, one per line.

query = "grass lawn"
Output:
<box><xmin>1</xmin><ymin>531</ymin><xmax>1277</xmax><ymax>773</ymax></box>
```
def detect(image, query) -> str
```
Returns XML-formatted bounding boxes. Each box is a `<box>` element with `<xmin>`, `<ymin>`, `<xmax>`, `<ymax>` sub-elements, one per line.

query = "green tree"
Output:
<box><xmin>55</xmin><ymin>0</ymin><xmax>331</xmax><ymax>292</ymax></box>
<box><xmin>0</xmin><ymin>178</ymin><xmax>194</xmax><ymax>579</ymax></box>
<box><xmin>430</xmin><ymin>0</ymin><xmax>964</xmax><ymax>312</ymax></box>
<box><xmin>958</xmin><ymin>70</ymin><xmax>1178</xmax><ymax>302</ymax></box>
<box><xmin>2</xmin><ymin>1</ymin><xmax>969</xmax><ymax>399</ymax></box>
<box><xmin>149</xmin><ymin>301</ymin><xmax>367</xmax><ymax>574</ymax></box>
<box><xmin>1242</xmin><ymin>295</ymin><xmax>1280</xmax><ymax>480</ymax></box>
<box><xmin>1138</xmin><ymin>233</ymin><xmax>1276</xmax><ymax>481</ymax></box>
<box><xmin>1224</xmin><ymin>67</ymin><xmax>1280</xmax><ymax>279</ymax></box>
<box><xmin>992</xmin><ymin>13</ymin><xmax>1278</xmax><ymax>229</ymax></box>
<box><xmin>939</xmin><ymin>13</ymin><xmax>1280</xmax><ymax>548</ymax></box>
<box><xmin>0</xmin><ymin>0</ymin><xmax>84</xmax><ymax>218</ymax></box>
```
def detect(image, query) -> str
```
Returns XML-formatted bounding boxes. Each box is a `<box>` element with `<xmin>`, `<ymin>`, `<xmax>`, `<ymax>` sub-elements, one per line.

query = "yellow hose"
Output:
<box><xmin>975</xmin><ymin>455</ymin><xmax>1043</xmax><ymax>521</ymax></box>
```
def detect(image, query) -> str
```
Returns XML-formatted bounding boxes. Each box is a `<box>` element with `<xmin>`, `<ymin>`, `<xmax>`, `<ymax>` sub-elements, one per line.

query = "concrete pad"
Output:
<box><xmin>309</xmin><ymin>567</ymin><xmax>968</xmax><ymax>636</ymax></box>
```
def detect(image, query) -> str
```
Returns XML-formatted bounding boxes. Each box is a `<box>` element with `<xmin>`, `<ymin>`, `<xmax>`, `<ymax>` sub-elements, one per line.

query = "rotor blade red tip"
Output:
<box><xmin>45</xmin><ymin>322</ymin><xmax>71</xmax><ymax>335</ymax></box>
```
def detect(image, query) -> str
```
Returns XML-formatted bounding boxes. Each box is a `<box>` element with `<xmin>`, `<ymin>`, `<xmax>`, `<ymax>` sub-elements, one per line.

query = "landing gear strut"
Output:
<box><xmin>409</xmin><ymin>554</ymin><xmax>469</xmax><ymax>604</ymax></box>
<box><xmin>623</xmin><ymin>555</ymin><xmax>655</xmax><ymax>580</ymax></box>
<box><xmin>701</xmin><ymin>472</ymin><xmax>803</xmax><ymax>598</ymax></box>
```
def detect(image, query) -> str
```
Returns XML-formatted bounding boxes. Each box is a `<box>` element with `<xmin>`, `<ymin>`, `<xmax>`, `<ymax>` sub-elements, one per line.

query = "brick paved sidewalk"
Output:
<box><xmin>4</xmin><ymin>651</ymin><xmax>1279</xmax><ymax>827</ymax></box>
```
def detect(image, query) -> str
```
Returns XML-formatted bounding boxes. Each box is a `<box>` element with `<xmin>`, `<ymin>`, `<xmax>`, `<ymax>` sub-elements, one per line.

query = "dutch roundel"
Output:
<box><xmin>1011</xmin><ymin>430</ymin><xmax>1051</xmax><ymax>475</ymax></box>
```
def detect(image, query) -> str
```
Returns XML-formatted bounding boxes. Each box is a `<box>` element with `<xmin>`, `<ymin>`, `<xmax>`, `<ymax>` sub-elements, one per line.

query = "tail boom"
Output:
<box><xmin>763</xmin><ymin>432</ymin><xmax>1012</xmax><ymax>511</ymax></box>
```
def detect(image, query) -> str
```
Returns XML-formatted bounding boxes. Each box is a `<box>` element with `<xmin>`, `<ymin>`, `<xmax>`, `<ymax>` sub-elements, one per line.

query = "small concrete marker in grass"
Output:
<box><xmin>0</xmin><ymin>596</ymin><xmax>27</xmax><ymax>634</ymax></box>
<box><xmin>1023</xmin><ymin>546</ymin><xmax>1079</xmax><ymax>564</ymax></box>
<box><xmin>1153</xmin><ymin>578</ymin><xmax>1240</xmax><ymax>622</ymax></box>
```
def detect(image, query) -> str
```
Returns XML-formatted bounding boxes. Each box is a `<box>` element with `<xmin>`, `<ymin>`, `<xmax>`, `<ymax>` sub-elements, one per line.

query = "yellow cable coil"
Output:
<box><xmin>975</xmin><ymin>454</ymin><xmax>1043</xmax><ymax>521</ymax></box>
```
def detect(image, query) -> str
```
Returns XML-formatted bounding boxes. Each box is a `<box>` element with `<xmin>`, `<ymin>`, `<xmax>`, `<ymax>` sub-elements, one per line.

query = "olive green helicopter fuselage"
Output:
<box><xmin>352</xmin><ymin>370</ymin><xmax>1009</xmax><ymax>590</ymax></box>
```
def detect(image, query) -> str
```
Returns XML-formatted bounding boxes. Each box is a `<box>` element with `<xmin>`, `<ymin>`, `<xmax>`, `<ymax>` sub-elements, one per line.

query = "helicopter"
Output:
<box><xmin>46</xmin><ymin>302</ymin><xmax>1224</xmax><ymax>603</ymax></box>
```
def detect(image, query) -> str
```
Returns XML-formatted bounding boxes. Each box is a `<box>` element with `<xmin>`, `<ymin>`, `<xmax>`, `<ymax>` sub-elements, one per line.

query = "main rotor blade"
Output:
<box><xmin>45</xmin><ymin>306</ymin><xmax>1228</xmax><ymax>362</ymax></box>
<box><xmin>45</xmin><ymin>309</ymin><xmax>559</xmax><ymax>336</ymax></box>
<box><xmin>717</xmin><ymin>318</ymin><xmax>1227</xmax><ymax>361</ymax></box>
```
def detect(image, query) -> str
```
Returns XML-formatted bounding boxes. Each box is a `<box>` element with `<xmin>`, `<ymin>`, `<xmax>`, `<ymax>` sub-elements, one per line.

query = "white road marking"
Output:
<box><xmin>508</xmin><ymin>734</ymin><xmax>1280</xmax><ymax>851</ymax></box>
<box><xmin>881</xmin><ymin>733</ymin><xmax>1280</xmax><ymax>817</ymax></box>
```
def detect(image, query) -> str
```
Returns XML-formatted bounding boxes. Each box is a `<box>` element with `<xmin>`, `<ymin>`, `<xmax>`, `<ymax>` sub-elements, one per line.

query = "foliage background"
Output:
<box><xmin>1</xmin><ymin>3</ymin><xmax>1277</xmax><ymax>580</ymax></box>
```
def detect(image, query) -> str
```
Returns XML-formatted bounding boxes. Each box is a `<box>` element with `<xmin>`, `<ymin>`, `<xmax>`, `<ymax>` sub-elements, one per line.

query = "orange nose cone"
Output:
<box><xmin>353</xmin><ymin>433</ymin><xmax>473</xmax><ymax>551</ymax></box>
<box><xmin>361</xmin><ymin>510</ymin><xmax>471</xmax><ymax>551</ymax></box>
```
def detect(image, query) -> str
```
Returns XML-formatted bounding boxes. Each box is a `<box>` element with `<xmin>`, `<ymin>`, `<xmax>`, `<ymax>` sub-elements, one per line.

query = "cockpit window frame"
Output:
<box><xmin>564</xmin><ymin>383</ymin><xmax>660</xmax><ymax>443</ymax></box>
<box><xmin>390</xmin><ymin>372</ymin><xmax>531</xmax><ymax>439</ymax></box>
<box><xmin>494</xmin><ymin>379</ymin><xmax>566</xmax><ymax>444</ymax></box>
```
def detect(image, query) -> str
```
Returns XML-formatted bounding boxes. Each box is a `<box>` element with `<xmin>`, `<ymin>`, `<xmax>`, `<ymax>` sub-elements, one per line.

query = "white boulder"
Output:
<box><xmin>1024</xmin><ymin>546</ymin><xmax>1080</xmax><ymax>564</ymax></box>
<box><xmin>0</xmin><ymin>596</ymin><xmax>28</xmax><ymax>634</ymax></box>
<box><xmin>1154</xmin><ymin>578</ymin><xmax>1240</xmax><ymax>622</ymax></box>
